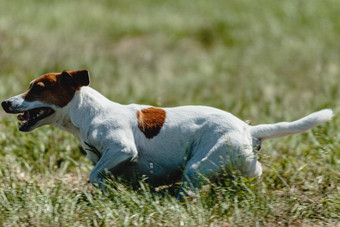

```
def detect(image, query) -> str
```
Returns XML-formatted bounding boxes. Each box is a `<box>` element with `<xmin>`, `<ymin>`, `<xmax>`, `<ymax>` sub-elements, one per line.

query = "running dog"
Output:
<box><xmin>1</xmin><ymin>69</ymin><xmax>333</xmax><ymax>198</ymax></box>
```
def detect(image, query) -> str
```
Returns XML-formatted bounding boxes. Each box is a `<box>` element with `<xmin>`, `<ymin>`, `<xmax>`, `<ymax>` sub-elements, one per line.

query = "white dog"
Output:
<box><xmin>1</xmin><ymin>70</ymin><xmax>333</xmax><ymax>198</ymax></box>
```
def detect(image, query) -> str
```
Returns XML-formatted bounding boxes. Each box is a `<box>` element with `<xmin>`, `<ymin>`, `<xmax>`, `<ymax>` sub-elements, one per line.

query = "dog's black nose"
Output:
<box><xmin>2</xmin><ymin>100</ymin><xmax>12</xmax><ymax>113</ymax></box>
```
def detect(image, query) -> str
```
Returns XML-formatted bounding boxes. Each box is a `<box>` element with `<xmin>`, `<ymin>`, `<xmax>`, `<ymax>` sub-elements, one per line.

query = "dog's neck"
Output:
<box><xmin>53</xmin><ymin>86</ymin><xmax>118</xmax><ymax>142</ymax></box>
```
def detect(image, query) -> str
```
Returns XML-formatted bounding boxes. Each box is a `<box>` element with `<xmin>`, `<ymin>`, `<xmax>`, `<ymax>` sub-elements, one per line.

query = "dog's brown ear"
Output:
<box><xmin>70</xmin><ymin>69</ymin><xmax>90</xmax><ymax>87</ymax></box>
<box><xmin>61</xmin><ymin>69</ymin><xmax>90</xmax><ymax>87</ymax></box>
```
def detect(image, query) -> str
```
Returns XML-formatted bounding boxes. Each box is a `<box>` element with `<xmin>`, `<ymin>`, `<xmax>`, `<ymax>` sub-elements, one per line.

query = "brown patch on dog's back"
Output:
<box><xmin>137</xmin><ymin>107</ymin><xmax>166</xmax><ymax>139</ymax></box>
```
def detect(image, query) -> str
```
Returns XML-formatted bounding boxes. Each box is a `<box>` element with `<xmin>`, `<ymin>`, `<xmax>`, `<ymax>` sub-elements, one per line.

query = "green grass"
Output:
<box><xmin>0</xmin><ymin>0</ymin><xmax>339</xmax><ymax>226</ymax></box>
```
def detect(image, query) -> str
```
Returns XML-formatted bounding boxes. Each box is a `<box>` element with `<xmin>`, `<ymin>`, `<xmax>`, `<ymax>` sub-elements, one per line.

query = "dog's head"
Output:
<box><xmin>2</xmin><ymin>69</ymin><xmax>90</xmax><ymax>132</ymax></box>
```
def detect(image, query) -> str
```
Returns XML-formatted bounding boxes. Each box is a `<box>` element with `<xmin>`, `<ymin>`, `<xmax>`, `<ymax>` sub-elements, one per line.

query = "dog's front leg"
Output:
<box><xmin>89</xmin><ymin>146</ymin><xmax>137</xmax><ymax>189</ymax></box>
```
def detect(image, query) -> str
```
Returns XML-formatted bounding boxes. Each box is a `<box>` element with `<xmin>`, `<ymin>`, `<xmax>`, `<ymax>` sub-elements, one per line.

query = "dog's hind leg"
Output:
<box><xmin>177</xmin><ymin>134</ymin><xmax>258</xmax><ymax>200</ymax></box>
<box><xmin>176</xmin><ymin>139</ymin><xmax>231</xmax><ymax>200</ymax></box>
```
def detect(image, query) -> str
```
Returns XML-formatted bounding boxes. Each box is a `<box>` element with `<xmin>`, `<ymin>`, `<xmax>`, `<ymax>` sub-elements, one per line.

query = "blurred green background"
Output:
<box><xmin>1</xmin><ymin>0</ymin><xmax>339</xmax><ymax>117</ymax></box>
<box><xmin>0</xmin><ymin>0</ymin><xmax>339</xmax><ymax>226</ymax></box>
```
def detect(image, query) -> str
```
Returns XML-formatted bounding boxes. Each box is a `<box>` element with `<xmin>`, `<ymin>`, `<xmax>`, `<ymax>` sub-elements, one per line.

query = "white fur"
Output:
<box><xmin>4</xmin><ymin>86</ymin><xmax>334</xmax><ymax>198</ymax></box>
<box><xmin>250</xmin><ymin>109</ymin><xmax>334</xmax><ymax>140</ymax></box>
<box><xmin>57</xmin><ymin>87</ymin><xmax>333</xmax><ymax>197</ymax></box>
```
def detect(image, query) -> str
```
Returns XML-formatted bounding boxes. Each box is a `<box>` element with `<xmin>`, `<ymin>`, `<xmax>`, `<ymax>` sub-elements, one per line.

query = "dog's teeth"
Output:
<box><xmin>18</xmin><ymin>121</ymin><xmax>25</xmax><ymax>127</ymax></box>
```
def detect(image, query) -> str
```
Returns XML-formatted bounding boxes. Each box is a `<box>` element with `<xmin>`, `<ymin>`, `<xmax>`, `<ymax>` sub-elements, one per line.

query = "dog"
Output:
<box><xmin>1</xmin><ymin>69</ymin><xmax>333</xmax><ymax>198</ymax></box>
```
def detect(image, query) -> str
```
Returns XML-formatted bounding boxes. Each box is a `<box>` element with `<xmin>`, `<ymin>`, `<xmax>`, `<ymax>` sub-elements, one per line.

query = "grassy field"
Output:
<box><xmin>0</xmin><ymin>0</ymin><xmax>339</xmax><ymax>226</ymax></box>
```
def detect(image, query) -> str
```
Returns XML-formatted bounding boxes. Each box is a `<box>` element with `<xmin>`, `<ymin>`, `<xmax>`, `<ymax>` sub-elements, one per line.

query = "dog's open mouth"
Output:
<box><xmin>17</xmin><ymin>107</ymin><xmax>55</xmax><ymax>131</ymax></box>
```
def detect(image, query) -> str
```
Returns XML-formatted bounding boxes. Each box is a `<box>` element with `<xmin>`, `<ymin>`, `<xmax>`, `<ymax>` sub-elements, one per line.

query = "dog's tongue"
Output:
<box><xmin>17</xmin><ymin>111</ymin><xmax>30</xmax><ymax>121</ymax></box>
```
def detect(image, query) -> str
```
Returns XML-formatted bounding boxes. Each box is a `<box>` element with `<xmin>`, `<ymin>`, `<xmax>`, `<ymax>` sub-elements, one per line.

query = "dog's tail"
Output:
<box><xmin>250</xmin><ymin>109</ymin><xmax>333</xmax><ymax>141</ymax></box>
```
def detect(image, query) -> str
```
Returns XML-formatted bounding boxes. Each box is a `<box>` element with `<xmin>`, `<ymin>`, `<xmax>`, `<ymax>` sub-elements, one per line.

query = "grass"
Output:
<box><xmin>0</xmin><ymin>0</ymin><xmax>339</xmax><ymax>226</ymax></box>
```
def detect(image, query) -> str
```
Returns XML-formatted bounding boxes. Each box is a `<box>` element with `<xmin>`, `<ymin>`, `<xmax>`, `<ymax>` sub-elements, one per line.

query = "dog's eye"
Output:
<box><xmin>32</xmin><ymin>82</ymin><xmax>45</xmax><ymax>92</ymax></box>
